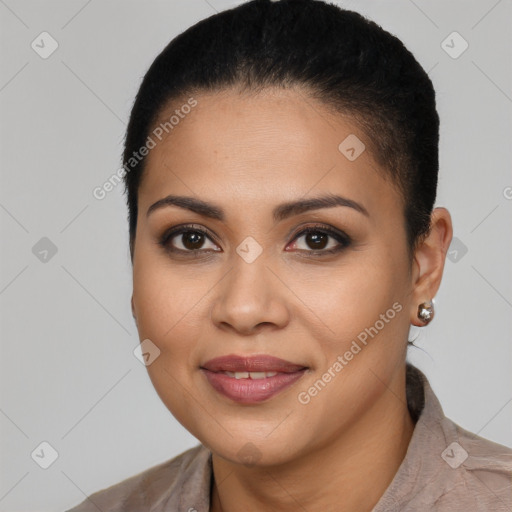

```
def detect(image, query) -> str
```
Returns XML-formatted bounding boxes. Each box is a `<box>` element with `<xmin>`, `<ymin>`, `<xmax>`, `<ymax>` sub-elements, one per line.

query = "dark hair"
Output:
<box><xmin>122</xmin><ymin>0</ymin><xmax>439</xmax><ymax>261</ymax></box>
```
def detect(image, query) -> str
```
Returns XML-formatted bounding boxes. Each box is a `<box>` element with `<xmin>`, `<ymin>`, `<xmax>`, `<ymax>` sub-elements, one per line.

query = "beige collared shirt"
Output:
<box><xmin>67</xmin><ymin>364</ymin><xmax>512</xmax><ymax>511</ymax></box>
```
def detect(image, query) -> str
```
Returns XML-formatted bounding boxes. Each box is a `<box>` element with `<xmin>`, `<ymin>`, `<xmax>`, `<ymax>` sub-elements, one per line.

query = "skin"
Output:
<box><xmin>131</xmin><ymin>87</ymin><xmax>453</xmax><ymax>512</ymax></box>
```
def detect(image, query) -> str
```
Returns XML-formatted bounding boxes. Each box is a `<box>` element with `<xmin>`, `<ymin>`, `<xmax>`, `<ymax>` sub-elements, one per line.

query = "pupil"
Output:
<box><xmin>183</xmin><ymin>231</ymin><xmax>204</xmax><ymax>250</ymax></box>
<box><xmin>307</xmin><ymin>232</ymin><xmax>327</xmax><ymax>250</ymax></box>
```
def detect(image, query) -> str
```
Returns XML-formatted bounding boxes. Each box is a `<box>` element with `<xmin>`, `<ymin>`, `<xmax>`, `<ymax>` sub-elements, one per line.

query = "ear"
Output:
<box><xmin>409</xmin><ymin>207</ymin><xmax>453</xmax><ymax>326</ymax></box>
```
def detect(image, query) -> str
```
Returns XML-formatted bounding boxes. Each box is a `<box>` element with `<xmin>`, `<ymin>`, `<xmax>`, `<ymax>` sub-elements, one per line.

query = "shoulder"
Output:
<box><xmin>428</xmin><ymin>418</ymin><xmax>512</xmax><ymax>511</ymax></box>
<box><xmin>383</xmin><ymin>366</ymin><xmax>512</xmax><ymax>511</ymax></box>
<box><xmin>65</xmin><ymin>443</ymin><xmax>211</xmax><ymax>512</ymax></box>
<box><xmin>454</xmin><ymin>422</ymin><xmax>512</xmax><ymax>498</ymax></box>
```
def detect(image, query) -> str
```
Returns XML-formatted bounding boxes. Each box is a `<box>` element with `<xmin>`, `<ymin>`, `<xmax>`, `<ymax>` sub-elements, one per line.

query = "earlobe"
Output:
<box><xmin>409</xmin><ymin>207</ymin><xmax>453</xmax><ymax>327</ymax></box>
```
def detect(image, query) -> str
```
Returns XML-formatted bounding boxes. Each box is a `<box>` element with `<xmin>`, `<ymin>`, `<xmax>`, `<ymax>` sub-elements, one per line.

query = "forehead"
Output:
<box><xmin>139</xmin><ymin>88</ymin><xmax>398</xmax><ymax>218</ymax></box>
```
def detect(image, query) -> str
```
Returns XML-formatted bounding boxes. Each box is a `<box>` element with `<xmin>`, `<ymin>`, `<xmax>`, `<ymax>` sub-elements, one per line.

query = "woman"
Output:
<box><xmin>68</xmin><ymin>0</ymin><xmax>512</xmax><ymax>510</ymax></box>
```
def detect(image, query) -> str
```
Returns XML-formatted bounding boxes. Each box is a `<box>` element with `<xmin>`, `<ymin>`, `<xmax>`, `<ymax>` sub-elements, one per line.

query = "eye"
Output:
<box><xmin>158</xmin><ymin>224</ymin><xmax>220</xmax><ymax>255</ymax></box>
<box><xmin>158</xmin><ymin>223</ymin><xmax>351</xmax><ymax>257</ymax></box>
<box><xmin>287</xmin><ymin>224</ymin><xmax>351</xmax><ymax>256</ymax></box>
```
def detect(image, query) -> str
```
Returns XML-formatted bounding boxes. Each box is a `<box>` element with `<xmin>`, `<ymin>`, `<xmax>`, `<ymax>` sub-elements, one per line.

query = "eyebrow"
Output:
<box><xmin>146</xmin><ymin>193</ymin><xmax>369</xmax><ymax>222</ymax></box>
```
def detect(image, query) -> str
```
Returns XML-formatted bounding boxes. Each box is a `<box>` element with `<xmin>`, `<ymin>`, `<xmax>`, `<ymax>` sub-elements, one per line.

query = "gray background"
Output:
<box><xmin>0</xmin><ymin>0</ymin><xmax>510</xmax><ymax>510</ymax></box>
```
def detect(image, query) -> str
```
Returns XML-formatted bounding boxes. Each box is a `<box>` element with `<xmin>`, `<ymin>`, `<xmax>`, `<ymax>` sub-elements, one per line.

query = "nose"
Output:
<box><xmin>210</xmin><ymin>255</ymin><xmax>290</xmax><ymax>336</ymax></box>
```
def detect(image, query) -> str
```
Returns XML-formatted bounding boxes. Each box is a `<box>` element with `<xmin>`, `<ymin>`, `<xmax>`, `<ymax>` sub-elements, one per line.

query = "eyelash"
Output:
<box><xmin>158</xmin><ymin>223</ymin><xmax>352</xmax><ymax>258</ymax></box>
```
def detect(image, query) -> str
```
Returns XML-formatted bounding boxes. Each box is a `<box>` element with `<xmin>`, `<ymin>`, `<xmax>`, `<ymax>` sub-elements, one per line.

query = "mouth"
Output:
<box><xmin>200</xmin><ymin>354</ymin><xmax>308</xmax><ymax>404</ymax></box>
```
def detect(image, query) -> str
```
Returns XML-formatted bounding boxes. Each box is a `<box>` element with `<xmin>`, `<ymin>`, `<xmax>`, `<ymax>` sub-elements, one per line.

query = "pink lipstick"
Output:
<box><xmin>200</xmin><ymin>354</ymin><xmax>307</xmax><ymax>404</ymax></box>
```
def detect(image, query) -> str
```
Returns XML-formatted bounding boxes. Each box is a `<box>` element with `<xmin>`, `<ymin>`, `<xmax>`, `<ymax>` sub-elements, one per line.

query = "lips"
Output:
<box><xmin>200</xmin><ymin>354</ymin><xmax>308</xmax><ymax>404</ymax></box>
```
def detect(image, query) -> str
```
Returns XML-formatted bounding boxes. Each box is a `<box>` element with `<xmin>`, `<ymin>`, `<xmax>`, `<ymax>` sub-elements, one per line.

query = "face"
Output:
<box><xmin>131</xmin><ymin>87</ymin><xmax>416</xmax><ymax>466</ymax></box>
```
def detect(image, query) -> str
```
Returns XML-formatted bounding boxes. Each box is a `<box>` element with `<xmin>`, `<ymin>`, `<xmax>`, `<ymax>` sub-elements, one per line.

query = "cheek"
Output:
<box><xmin>132</xmin><ymin>259</ymin><xmax>209</xmax><ymax>432</ymax></box>
<box><xmin>291</xmin><ymin>259</ymin><xmax>410</xmax><ymax>424</ymax></box>
<box><xmin>132</xmin><ymin>248</ymin><xmax>208</xmax><ymax>341</ymax></box>
<box><xmin>296</xmin><ymin>251</ymin><xmax>408</xmax><ymax>345</ymax></box>
<box><xmin>132</xmin><ymin>267</ymin><xmax>209</xmax><ymax>415</ymax></box>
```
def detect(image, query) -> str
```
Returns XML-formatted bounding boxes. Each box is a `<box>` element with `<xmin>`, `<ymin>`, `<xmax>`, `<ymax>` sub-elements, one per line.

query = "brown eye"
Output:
<box><xmin>303</xmin><ymin>232</ymin><xmax>329</xmax><ymax>250</ymax></box>
<box><xmin>288</xmin><ymin>225</ymin><xmax>351</xmax><ymax>255</ymax></box>
<box><xmin>159</xmin><ymin>224</ymin><xmax>221</xmax><ymax>255</ymax></box>
<box><xmin>180</xmin><ymin>231</ymin><xmax>207</xmax><ymax>250</ymax></box>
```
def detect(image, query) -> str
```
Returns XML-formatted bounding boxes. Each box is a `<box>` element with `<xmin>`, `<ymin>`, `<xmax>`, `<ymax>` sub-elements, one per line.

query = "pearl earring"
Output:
<box><xmin>417</xmin><ymin>300</ymin><xmax>434</xmax><ymax>325</ymax></box>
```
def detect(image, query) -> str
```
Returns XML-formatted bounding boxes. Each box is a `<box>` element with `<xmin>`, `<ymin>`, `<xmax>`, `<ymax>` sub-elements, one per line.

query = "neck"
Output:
<box><xmin>210</xmin><ymin>368</ymin><xmax>415</xmax><ymax>512</ymax></box>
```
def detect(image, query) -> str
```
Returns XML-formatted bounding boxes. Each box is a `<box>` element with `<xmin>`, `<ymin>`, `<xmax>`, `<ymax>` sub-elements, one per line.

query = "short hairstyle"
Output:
<box><xmin>122</xmin><ymin>0</ymin><xmax>439</xmax><ymax>261</ymax></box>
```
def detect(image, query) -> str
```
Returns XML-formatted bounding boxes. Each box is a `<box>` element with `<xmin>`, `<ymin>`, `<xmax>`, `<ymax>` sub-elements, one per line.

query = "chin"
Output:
<box><xmin>203</xmin><ymin>428</ymin><xmax>309</xmax><ymax>468</ymax></box>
